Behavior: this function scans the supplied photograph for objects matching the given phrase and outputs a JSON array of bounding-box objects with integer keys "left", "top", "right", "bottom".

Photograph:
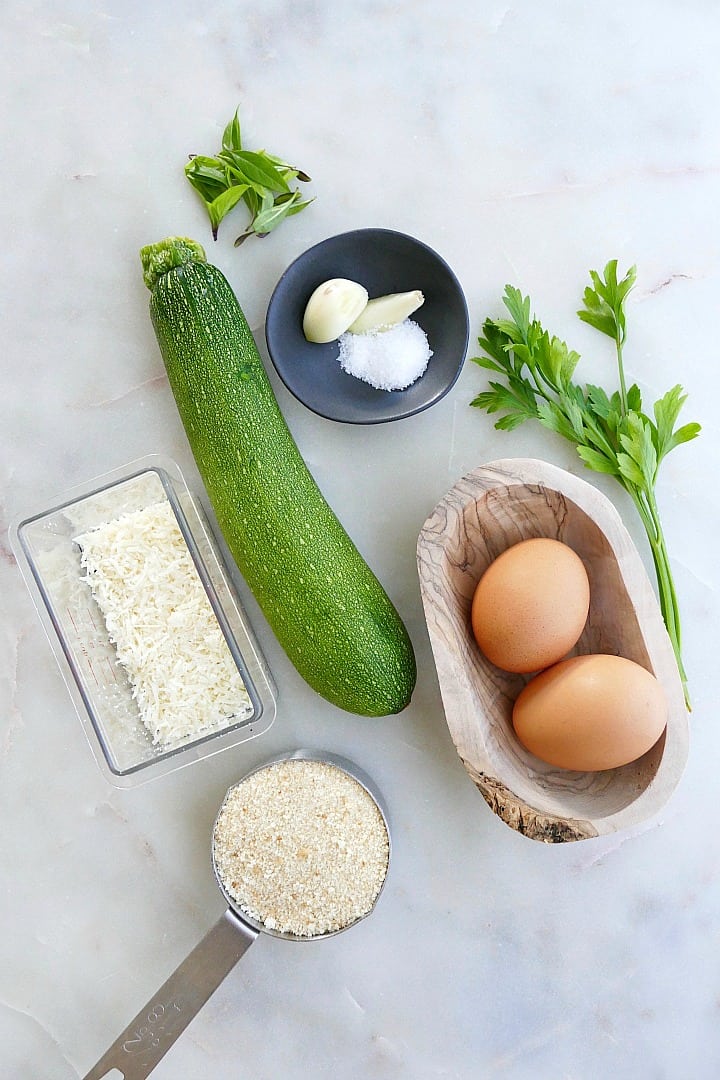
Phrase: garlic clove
[
  {"left": 347, "top": 290, "right": 425, "bottom": 334},
  {"left": 302, "top": 278, "right": 369, "bottom": 343}
]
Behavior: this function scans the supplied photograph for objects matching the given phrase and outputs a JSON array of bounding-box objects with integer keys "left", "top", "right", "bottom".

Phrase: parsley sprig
[
  {"left": 470, "top": 262, "right": 700, "bottom": 707},
  {"left": 185, "top": 108, "right": 313, "bottom": 245}
]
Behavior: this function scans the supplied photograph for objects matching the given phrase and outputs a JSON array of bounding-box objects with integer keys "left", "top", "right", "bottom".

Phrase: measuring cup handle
[{"left": 82, "top": 907, "right": 258, "bottom": 1080}]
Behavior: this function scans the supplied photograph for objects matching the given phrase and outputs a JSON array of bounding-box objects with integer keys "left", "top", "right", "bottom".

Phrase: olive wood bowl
[{"left": 416, "top": 458, "right": 689, "bottom": 843}]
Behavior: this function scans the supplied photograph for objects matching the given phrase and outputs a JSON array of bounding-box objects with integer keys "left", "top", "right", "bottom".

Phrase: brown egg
[
  {"left": 471, "top": 538, "right": 590, "bottom": 673},
  {"left": 512, "top": 653, "right": 668, "bottom": 771}
]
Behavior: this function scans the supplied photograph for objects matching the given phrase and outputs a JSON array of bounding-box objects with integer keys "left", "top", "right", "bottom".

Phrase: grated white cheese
[{"left": 75, "top": 500, "right": 252, "bottom": 746}]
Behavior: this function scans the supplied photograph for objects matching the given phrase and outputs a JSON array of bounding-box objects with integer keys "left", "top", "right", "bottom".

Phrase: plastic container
[{"left": 10, "top": 455, "right": 276, "bottom": 786}]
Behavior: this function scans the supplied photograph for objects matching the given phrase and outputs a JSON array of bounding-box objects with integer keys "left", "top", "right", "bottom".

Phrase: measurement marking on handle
[{"left": 121, "top": 998, "right": 184, "bottom": 1058}]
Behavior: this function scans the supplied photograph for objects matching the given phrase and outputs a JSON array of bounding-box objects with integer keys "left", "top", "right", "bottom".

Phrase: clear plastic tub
[{"left": 10, "top": 455, "right": 276, "bottom": 786}]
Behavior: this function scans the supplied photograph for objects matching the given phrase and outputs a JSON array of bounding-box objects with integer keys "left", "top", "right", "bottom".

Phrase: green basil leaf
[
  {"left": 184, "top": 156, "right": 229, "bottom": 202},
  {"left": 232, "top": 150, "right": 291, "bottom": 193},
  {"left": 186, "top": 107, "right": 314, "bottom": 243},
  {"left": 283, "top": 196, "right": 314, "bottom": 218},
  {"left": 250, "top": 193, "right": 302, "bottom": 235},
  {"left": 207, "top": 185, "right": 250, "bottom": 238},
  {"left": 222, "top": 109, "right": 243, "bottom": 154}
]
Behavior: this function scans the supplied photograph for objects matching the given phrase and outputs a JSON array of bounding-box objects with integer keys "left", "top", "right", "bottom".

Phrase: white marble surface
[{"left": 2, "top": 2, "right": 719, "bottom": 1077}]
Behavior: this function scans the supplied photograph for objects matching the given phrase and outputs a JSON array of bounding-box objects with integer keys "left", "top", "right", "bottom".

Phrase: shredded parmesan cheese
[
  {"left": 75, "top": 501, "right": 252, "bottom": 745},
  {"left": 213, "top": 759, "right": 390, "bottom": 938}
]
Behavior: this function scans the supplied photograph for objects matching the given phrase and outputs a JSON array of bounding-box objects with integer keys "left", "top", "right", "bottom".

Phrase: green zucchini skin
[{"left": 140, "top": 237, "right": 416, "bottom": 716}]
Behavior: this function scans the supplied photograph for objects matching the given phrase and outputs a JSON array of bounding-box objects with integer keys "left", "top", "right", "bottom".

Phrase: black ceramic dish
[{"left": 264, "top": 228, "right": 470, "bottom": 424}]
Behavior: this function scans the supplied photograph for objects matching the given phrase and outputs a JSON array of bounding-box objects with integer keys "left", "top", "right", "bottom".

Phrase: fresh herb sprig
[
  {"left": 470, "top": 261, "right": 700, "bottom": 708},
  {"left": 185, "top": 108, "right": 313, "bottom": 245}
]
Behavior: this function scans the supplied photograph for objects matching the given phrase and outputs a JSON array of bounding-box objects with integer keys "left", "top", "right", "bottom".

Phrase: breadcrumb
[{"left": 213, "top": 759, "right": 389, "bottom": 937}]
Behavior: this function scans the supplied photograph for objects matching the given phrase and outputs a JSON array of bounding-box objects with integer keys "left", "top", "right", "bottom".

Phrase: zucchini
[{"left": 140, "top": 237, "right": 416, "bottom": 716}]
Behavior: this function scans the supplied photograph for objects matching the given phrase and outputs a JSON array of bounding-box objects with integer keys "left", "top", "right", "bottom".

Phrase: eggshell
[
  {"left": 512, "top": 654, "right": 668, "bottom": 771},
  {"left": 471, "top": 538, "right": 590, "bottom": 673}
]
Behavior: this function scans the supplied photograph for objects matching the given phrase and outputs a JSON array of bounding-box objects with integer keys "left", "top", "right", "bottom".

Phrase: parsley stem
[
  {"left": 615, "top": 335, "right": 629, "bottom": 416},
  {"left": 625, "top": 482, "right": 689, "bottom": 709}
]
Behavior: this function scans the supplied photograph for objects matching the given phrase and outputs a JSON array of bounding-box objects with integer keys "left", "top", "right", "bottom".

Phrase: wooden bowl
[{"left": 416, "top": 458, "right": 689, "bottom": 843}]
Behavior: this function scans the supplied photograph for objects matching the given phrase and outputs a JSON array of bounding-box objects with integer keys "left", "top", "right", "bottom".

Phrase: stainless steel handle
[{"left": 83, "top": 908, "right": 258, "bottom": 1080}]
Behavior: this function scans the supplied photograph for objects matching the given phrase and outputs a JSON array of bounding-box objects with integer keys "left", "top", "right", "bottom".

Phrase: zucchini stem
[{"left": 140, "top": 237, "right": 207, "bottom": 291}]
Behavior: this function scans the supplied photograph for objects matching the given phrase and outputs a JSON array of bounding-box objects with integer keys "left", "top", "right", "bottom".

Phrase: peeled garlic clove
[
  {"left": 302, "top": 278, "right": 369, "bottom": 343},
  {"left": 347, "top": 290, "right": 425, "bottom": 334}
]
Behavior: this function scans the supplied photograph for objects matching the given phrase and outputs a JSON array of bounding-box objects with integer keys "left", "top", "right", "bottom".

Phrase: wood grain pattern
[{"left": 417, "top": 458, "right": 689, "bottom": 843}]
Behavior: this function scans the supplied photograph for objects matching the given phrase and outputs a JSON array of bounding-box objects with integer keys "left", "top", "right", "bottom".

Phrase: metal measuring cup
[{"left": 82, "top": 749, "right": 391, "bottom": 1080}]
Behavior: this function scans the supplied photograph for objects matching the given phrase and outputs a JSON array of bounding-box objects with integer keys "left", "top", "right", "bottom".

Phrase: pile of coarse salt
[{"left": 337, "top": 318, "right": 432, "bottom": 391}]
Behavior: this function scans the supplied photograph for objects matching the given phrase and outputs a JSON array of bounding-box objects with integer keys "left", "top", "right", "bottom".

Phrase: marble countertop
[{"left": 2, "top": 3, "right": 719, "bottom": 1077}]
